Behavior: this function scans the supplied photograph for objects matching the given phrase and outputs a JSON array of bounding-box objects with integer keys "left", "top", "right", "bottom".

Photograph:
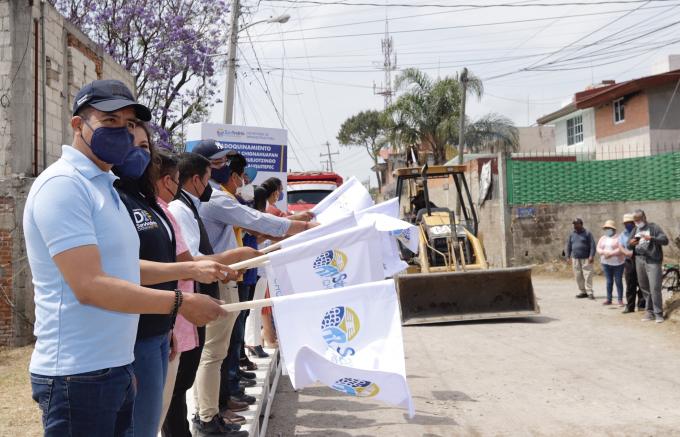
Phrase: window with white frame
[
  {"left": 614, "top": 98, "right": 625, "bottom": 123},
  {"left": 566, "top": 115, "right": 583, "bottom": 145}
]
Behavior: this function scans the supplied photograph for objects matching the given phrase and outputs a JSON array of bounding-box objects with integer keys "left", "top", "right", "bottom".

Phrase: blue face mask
[
  {"left": 113, "top": 147, "right": 151, "bottom": 179},
  {"left": 625, "top": 223, "right": 635, "bottom": 232},
  {"left": 211, "top": 166, "right": 231, "bottom": 184},
  {"left": 82, "top": 120, "right": 135, "bottom": 166}
]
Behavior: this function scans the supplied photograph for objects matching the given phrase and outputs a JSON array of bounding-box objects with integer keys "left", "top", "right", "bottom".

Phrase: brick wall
[
  {"left": 0, "top": 0, "right": 135, "bottom": 345},
  {"left": 0, "top": 177, "right": 33, "bottom": 346},
  {"left": 594, "top": 92, "right": 650, "bottom": 140}
]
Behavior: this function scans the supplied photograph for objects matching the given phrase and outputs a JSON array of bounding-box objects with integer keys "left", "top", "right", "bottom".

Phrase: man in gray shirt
[
  {"left": 627, "top": 209, "right": 668, "bottom": 323},
  {"left": 191, "top": 140, "right": 314, "bottom": 434},
  {"left": 565, "top": 218, "right": 596, "bottom": 299}
]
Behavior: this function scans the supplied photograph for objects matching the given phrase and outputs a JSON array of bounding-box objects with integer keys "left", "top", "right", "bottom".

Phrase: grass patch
[{"left": 0, "top": 345, "right": 41, "bottom": 437}]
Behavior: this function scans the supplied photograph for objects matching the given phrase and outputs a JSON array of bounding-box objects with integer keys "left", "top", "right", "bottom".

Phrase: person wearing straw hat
[
  {"left": 619, "top": 213, "right": 645, "bottom": 313},
  {"left": 565, "top": 218, "right": 597, "bottom": 299},
  {"left": 597, "top": 219, "right": 625, "bottom": 306}
]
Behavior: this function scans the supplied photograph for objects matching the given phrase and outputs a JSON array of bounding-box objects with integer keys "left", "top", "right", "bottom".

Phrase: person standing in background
[
  {"left": 596, "top": 220, "right": 625, "bottom": 306},
  {"left": 619, "top": 213, "right": 645, "bottom": 314},
  {"left": 565, "top": 218, "right": 597, "bottom": 300}
]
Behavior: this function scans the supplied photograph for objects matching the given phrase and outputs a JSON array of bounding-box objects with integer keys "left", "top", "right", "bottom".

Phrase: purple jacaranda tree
[{"left": 50, "top": 0, "right": 228, "bottom": 149}]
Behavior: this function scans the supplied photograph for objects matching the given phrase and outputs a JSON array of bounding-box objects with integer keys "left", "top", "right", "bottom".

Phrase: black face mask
[{"left": 197, "top": 179, "right": 212, "bottom": 202}]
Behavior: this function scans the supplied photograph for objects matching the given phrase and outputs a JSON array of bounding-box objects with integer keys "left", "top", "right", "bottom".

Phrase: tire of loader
[{"left": 395, "top": 266, "right": 539, "bottom": 325}]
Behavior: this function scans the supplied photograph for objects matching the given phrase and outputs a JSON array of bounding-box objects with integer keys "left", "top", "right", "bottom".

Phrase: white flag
[
  {"left": 356, "top": 197, "right": 399, "bottom": 219},
  {"left": 272, "top": 279, "right": 414, "bottom": 417},
  {"left": 358, "top": 212, "right": 420, "bottom": 255},
  {"left": 281, "top": 213, "right": 357, "bottom": 249},
  {"left": 266, "top": 225, "right": 384, "bottom": 297},
  {"left": 312, "top": 176, "right": 374, "bottom": 224},
  {"left": 282, "top": 215, "right": 407, "bottom": 278},
  {"left": 357, "top": 199, "right": 419, "bottom": 254}
]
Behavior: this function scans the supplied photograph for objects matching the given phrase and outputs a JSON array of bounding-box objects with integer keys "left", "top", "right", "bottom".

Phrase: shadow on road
[
  {"left": 403, "top": 411, "right": 459, "bottom": 426},
  {"left": 296, "top": 412, "right": 398, "bottom": 429},
  {"left": 431, "top": 390, "right": 477, "bottom": 402},
  {"left": 296, "top": 398, "right": 389, "bottom": 413},
  {"left": 412, "top": 315, "right": 559, "bottom": 327}
]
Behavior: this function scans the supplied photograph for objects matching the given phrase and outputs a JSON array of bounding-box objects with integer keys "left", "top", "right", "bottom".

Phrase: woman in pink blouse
[{"left": 597, "top": 220, "right": 625, "bottom": 306}]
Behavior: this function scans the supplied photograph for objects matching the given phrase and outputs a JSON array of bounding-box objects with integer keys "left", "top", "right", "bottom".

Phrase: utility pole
[
  {"left": 457, "top": 67, "right": 468, "bottom": 166},
  {"left": 224, "top": 0, "right": 240, "bottom": 124},
  {"left": 456, "top": 68, "right": 468, "bottom": 217},
  {"left": 320, "top": 141, "right": 339, "bottom": 172}
]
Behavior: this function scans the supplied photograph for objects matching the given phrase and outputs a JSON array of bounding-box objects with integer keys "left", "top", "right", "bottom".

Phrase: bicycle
[{"left": 661, "top": 263, "right": 680, "bottom": 293}]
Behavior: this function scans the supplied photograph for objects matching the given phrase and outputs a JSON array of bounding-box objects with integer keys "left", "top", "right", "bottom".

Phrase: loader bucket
[{"left": 395, "top": 266, "right": 539, "bottom": 325}]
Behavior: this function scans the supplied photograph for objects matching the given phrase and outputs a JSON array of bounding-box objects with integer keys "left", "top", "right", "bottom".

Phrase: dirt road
[{"left": 266, "top": 276, "right": 680, "bottom": 436}]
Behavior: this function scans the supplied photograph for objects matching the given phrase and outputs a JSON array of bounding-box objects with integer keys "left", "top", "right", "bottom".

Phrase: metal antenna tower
[{"left": 373, "top": 18, "right": 397, "bottom": 109}]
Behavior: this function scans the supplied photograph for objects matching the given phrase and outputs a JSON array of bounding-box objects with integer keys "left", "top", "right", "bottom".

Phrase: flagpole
[
  {"left": 221, "top": 297, "right": 274, "bottom": 312},
  {"left": 229, "top": 254, "right": 270, "bottom": 270},
  {"left": 260, "top": 243, "right": 281, "bottom": 254}
]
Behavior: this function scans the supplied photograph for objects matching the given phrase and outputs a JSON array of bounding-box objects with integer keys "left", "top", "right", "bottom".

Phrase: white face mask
[
  {"left": 604, "top": 229, "right": 615, "bottom": 237},
  {"left": 237, "top": 183, "right": 254, "bottom": 201},
  {"left": 634, "top": 221, "right": 645, "bottom": 228}
]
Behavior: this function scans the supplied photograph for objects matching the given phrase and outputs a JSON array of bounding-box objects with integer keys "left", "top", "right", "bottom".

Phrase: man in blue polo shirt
[{"left": 23, "top": 80, "right": 227, "bottom": 436}]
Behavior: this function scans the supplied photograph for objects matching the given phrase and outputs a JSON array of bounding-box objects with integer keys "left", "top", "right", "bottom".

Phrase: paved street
[{"left": 267, "top": 275, "right": 680, "bottom": 436}]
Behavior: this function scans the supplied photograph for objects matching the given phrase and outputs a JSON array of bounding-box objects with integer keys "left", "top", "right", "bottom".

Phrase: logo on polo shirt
[{"left": 132, "top": 208, "right": 159, "bottom": 232}]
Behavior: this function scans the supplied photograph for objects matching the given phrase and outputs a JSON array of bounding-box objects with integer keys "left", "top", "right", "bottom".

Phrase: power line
[
  {"left": 294, "top": 7, "right": 331, "bottom": 137},
  {"left": 523, "top": 0, "right": 653, "bottom": 70},
  {"left": 483, "top": 16, "right": 680, "bottom": 79},
  {"left": 261, "top": 0, "right": 677, "bottom": 9},
  {"left": 237, "top": 40, "right": 308, "bottom": 170},
  {"left": 248, "top": 5, "right": 675, "bottom": 43}
]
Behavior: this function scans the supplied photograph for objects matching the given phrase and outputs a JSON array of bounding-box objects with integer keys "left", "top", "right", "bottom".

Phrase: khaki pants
[
  {"left": 572, "top": 258, "right": 594, "bottom": 294},
  {"left": 194, "top": 281, "right": 239, "bottom": 421}
]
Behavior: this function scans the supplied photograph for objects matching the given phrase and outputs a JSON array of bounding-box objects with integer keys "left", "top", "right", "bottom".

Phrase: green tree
[
  {"left": 337, "top": 109, "right": 389, "bottom": 190},
  {"left": 465, "top": 113, "right": 519, "bottom": 154},
  {"left": 387, "top": 68, "right": 483, "bottom": 164}
]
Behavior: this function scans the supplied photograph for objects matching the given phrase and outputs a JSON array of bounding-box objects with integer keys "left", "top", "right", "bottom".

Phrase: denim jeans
[
  {"left": 30, "top": 364, "right": 136, "bottom": 437},
  {"left": 132, "top": 333, "right": 169, "bottom": 437},
  {"left": 602, "top": 263, "right": 624, "bottom": 302}
]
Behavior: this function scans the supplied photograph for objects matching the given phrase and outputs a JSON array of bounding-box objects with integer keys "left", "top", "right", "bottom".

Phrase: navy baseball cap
[
  {"left": 191, "top": 139, "right": 231, "bottom": 160},
  {"left": 73, "top": 80, "right": 152, "bottom": 121}
]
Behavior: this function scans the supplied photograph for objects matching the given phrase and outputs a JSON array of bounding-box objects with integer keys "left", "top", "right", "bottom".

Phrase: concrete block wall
[
  {"left": 509, "top": 200, "right": 680, "bottom": 266},
  {"left": 0, "top": 1, "right": 11, "bottom": 177}
]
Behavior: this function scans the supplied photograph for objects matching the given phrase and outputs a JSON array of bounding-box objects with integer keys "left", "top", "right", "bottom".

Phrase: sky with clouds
[{"left": 207, "top": 0, "right": 680, "bottom": 185}]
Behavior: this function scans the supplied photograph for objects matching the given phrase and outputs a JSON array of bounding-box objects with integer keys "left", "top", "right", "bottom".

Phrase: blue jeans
[
  {"left": 132, "top": 334, "right": 169, "bottom": 437},
  {"left": 30, "top": 364, "right": 136, "bottom": 437},
  {"left": 602, "top": 263, "right": 624, "bottom": 302}
]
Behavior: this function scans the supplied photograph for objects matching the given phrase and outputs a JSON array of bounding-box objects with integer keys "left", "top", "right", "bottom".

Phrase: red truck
[{"left": 287, "top": 171, "right": 344, "bottom": 214}]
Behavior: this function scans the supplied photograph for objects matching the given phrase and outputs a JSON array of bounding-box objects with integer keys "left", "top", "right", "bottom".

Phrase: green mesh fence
[{"left": 506, "top": 152, "right": 680, "bottom": 205}]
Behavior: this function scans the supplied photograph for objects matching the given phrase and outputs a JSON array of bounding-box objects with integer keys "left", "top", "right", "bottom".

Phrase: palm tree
[
  {"left": 465, "top": 113, "right": 519, "bottom": 154},
  {"left": 387, "top": 68, "right": 483, "bottom": 164}
]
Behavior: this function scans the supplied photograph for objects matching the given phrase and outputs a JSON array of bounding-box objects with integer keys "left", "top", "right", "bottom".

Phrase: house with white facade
[{"left": 537, "top": 57, "right": 680, "bottom": 160}]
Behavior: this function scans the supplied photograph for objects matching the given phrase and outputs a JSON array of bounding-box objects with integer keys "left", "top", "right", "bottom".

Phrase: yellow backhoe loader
[{"left": 394, "top": 164, "right": 539, "bottom": 325}]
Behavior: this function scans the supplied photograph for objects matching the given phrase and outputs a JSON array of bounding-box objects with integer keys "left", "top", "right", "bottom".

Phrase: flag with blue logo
[
  {"left": 265, "top": 224, "right": 384, "bottom": 297},
  {"left": 311, "top": 176, "right": 374, "bottom": 224},
  {"left": 358, "top": 212, "right": 420, "bottom": 255},
  {"left": 272, "top": 279, "right": 414, "bottom": 417}
]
